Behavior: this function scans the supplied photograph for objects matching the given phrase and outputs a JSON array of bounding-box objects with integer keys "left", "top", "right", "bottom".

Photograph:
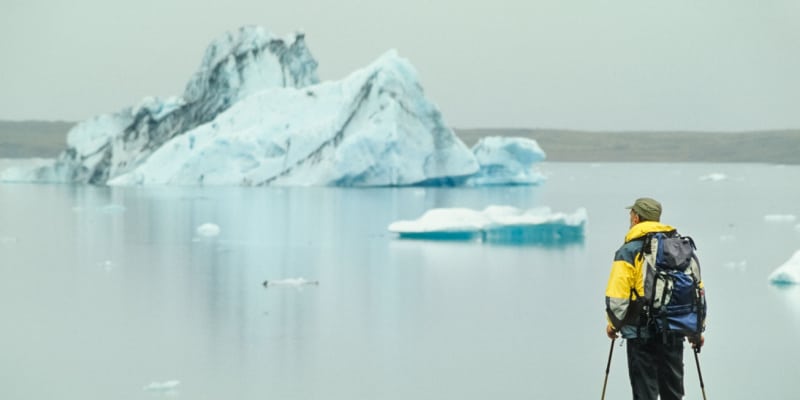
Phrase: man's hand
[
  {"left": 689, "top": 334, "right": 705, "bottom": 350},
  {"left": 606, "top": 324, "right": 618, "bottom": 340}
]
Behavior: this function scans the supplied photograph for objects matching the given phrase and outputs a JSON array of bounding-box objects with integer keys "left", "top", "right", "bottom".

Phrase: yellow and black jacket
[{"left": 605, "top": 221, "right": 675, "bottom": 338}]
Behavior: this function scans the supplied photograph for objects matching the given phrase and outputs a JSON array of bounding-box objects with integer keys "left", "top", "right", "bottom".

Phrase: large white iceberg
[
  {"left": 108, "top": 50, "right": 478, "bottom": 186},
  {"left": 768, "top": 250, "right": 800, "bottom": 285},
  {"left": 388, "top": 206, "right": 587, "bottom": 244},
  {"left": 23, "top": 26, "right": 320, "bottom": 184},
  {"left": 1, "top": 26, "right": 546, "bottom": 187}
]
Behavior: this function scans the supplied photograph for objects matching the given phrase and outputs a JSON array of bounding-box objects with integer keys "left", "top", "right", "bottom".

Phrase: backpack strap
[{"left": 640, "top": 234, "right": 653, "bottom": 255}]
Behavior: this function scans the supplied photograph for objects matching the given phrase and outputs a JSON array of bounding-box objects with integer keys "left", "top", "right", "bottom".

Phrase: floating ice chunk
[
  {"left": 100, "top": 204, "right": 126, "bottom": 213},
  {"left": 723, "top": 260, "right": 747, "bottom": 271},
  {"left": 388, "top": 208, "right": 492, "bottom": 240},
  {"left": 263, "top": 277, "right": 320, "bottom": 287},
  {"left": 699, "top": 173, "right": 727, "bottom": 181},
  {"left": 411, "top": 189, "right": 426, "bottom": 197},
  {"left": 0, "top": 158, "right": 58, "bottom": 182},
  {"left": 764, "top": 214, "right": 797, "bottom": 223},
  {"left": 466, "top": 137, "right": 546, "bottom": 186},
  {"left": 388, "top": 205, "right": 587, "bottom": 244},
  {"left": 70, "top": 204, "right": 125, "bottom": 214},
  {"left": 143, "top": 380, "right": 180, "bottom": 392},
  {"left": 0, "top": 236, "right": 17, "bottom": 244},
  {"left": 769, "top": 250, "right": 800, "bottom": 284},
  {"left": 97, "top": 260, "right": 114, "bottom": 271},
  {"left": 196, "top": 223, "right": 221, "bottom": 237},
  {"left": 483, "top": 206, "right": 587, "bottom": 244}
]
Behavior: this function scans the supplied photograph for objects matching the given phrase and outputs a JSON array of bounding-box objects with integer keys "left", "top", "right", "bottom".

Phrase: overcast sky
[{"left": 1, "top": 0, "right": 798, "bottom": 131}]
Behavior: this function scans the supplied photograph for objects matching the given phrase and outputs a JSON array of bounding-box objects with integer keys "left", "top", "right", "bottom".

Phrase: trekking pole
[
  {"left": 601, "top": 338, "right": 615, "bottom": 400},
  {"left": 693, "top": 347, "right": 708, "bottom": 400}
]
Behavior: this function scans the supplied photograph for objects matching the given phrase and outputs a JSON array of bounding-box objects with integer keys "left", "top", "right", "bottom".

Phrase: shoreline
[
  {"left": 1, "top": 121, "right": 798, "bottom": 164},
  {"left": 455, "top": 128, "right": 800, "bottom": 164}
]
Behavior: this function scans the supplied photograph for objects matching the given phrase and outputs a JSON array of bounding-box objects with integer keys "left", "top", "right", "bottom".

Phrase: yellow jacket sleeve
[{"left": 605, "top": 259, "right": 636, "bottom": 330}]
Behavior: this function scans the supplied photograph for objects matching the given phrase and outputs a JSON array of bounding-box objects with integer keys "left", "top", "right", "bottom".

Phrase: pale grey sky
[{"left": 1, "top": 0, "right": 798, "bottom": 131}]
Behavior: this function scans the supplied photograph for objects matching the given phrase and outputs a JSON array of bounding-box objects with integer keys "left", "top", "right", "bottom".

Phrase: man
[{"left": 604, "top": 197, "right": 705, "bottom": 400}]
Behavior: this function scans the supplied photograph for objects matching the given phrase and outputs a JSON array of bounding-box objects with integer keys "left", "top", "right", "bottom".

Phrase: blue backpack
[{"left": 639, "top": 231, "right": 707, "bottom": 339}]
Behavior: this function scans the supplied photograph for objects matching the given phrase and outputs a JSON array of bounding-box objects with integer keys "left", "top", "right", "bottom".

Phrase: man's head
[{"left": 626, "top": 197, "right": 662, "bottom": 224}]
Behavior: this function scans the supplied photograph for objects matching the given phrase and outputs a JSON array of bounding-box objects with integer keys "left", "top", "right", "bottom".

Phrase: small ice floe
[
  {"left": 764, "top": 214, "right": 797, "bottom": 223},
  {"left": 143, "top": 380, "right": 180, "bottom": 392},
  {"left": 0, "top": 236, "right": 17, "bottom": 245},
  {"left": 389, "top": 207, "right": 491, "bottom": 240},
  {"left": 768, "top": 250, "right": 800, "bottom": 285},
  {"left": 699, "top": 173, "right": 727, "bottom": 182},
  {"left": 723, "top": 260, "right": 747, "bottom": 271},
  {"left": 795, "top": 224, "right": 800, "bottom": 233},
  {"left": 387, "top": 205, "right": 587, "bottom": 245},
  {"left": 263, "top": 277, "right": 320, "bottom": 288},
  {"left": 196, "top": 223, "right": 221, "bottom": 237},
  {"left": 411, "top": 188, "right": 426, "bottom": 197},
  {"left": 719, "top": 234, "right": 736, "bottom": 242},
  {"left": 100, "top": 204, "right": 126, "bottom": 213},
  {"left": 97, "top": 260, "right": 114, "bottom": 272},
  {"left": 0, "top": 157, "right": 56, "bottom": 182}
]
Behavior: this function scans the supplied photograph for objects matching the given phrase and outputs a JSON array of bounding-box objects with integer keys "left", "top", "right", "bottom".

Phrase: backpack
[{"left": 638, "top": 230, "right": 707, "bottom": 339}]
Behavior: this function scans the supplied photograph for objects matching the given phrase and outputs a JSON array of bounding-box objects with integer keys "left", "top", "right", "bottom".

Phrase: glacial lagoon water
[{"left": 1, "top": 162, "right": 799, "bottom": 400}]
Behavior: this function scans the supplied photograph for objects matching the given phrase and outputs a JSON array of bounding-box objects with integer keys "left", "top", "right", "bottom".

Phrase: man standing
[{"left": 604, "top": 197, "right": 705, "bottom": 400}]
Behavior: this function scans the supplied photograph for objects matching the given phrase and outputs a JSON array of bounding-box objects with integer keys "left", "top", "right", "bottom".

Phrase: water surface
[{"left": 1, "top": 162, "right": 799, "bottom": 399}]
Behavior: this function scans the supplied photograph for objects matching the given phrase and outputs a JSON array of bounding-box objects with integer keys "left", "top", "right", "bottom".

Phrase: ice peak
[
  {"left": 183, "top": 26, "right": 319, "bottom": 102},
  {"left": 361, "top": 49, "right": 413, "bottom": 78},
  {"left": 44, "top": 26, "right": 322, "bottom": 184}
]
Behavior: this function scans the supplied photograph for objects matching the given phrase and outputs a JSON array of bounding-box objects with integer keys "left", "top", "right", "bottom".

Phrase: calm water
[{"left": 1, "top": 162, "right": 799, "bottom": 400}]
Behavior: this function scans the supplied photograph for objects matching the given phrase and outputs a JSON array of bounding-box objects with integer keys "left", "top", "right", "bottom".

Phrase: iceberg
[
  {"left": 388, "top": 206, "right": 587, "bottom": 244},
  {"left": 107, "top": 50, "right": 479, "bottom": 186},
  {"left": 11, "top": 26, "right": 320, "bottom": 184},
  {"left": 769, "top": 250, "right": 800, "bottom": 285},
  {"left": 1, "top": 26, "right": 546, "bottom": 187},
  {"left": 466, "top": 136, "right": 546, "bottom": 186}
]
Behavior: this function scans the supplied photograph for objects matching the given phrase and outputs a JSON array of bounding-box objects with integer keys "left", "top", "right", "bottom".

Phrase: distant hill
[
  {"left": 455, "top": 128, "right": 800, "bottom": 164},
  {"left": 0, "top": 120, "right": 74, "bottom": 158},
  {"left": 1, "top": 120, "right": 798, "bottom": 164}
]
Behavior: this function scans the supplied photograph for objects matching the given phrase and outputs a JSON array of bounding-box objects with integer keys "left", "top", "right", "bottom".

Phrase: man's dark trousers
[{"left": 626, "top": 335, "right": 685, "bottom": 400}]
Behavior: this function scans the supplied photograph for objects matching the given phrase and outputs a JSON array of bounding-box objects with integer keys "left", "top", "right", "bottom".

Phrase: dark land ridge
[
  {"left": 1, "top": 120, "right": 798, "bottom": 164},
  {"left": 457, "top": 128, "right": 800, "bottom": 164}
]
